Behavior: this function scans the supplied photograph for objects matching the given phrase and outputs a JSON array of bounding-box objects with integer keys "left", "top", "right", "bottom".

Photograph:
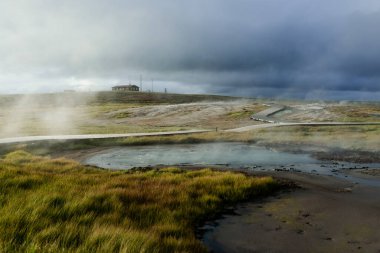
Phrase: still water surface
[
  {"left": 85, "top": 142, "right": 318, "bottom": 169},
  {"left": 84, "top": 142, "right": 380, "bottom": 187}
]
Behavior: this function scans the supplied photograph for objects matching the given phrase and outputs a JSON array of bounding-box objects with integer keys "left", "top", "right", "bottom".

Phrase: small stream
[{"left": 84, "top": 142, "right": 380, "bottom": 187}]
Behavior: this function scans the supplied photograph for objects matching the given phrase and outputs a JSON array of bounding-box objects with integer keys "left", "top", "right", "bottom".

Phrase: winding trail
[
  {"left": 0, "top": 103, "right": 379, "bottom": 144},
  {"left": 1, "top": 122, "right": 379, "bottom": 144},
  {"left": 250, "top": 104, "right": 286, "bottom": 123},
  {"left": 226, "top": 122, "right": 380, "bottom": 132},
  {"left": 227, "top": 103, "right": 380, "bottom": 132},
  {"left": 0, "top": 130, "right": 211, "bottom": 144}
]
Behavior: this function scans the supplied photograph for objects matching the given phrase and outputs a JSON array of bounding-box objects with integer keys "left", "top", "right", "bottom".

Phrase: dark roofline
[{"left": 112, "top": 84, "right": 139, "bottom": 88}]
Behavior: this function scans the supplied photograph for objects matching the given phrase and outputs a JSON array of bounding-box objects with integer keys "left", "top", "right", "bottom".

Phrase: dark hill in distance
[{"left": 0, "top": 91, "right": 239, "bottom": 107}]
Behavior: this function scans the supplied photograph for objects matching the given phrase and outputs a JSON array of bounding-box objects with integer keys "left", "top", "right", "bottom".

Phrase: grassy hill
[
  {"left": 0, "top": 92, "right": 247, "bottom": 137},
  {"left": 0, "top": 91, "right": 238, "bottom": 107}
]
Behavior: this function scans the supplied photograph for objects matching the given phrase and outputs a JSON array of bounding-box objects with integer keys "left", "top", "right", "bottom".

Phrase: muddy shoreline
[
  {"left": 255, "top": 142, "right": 380, "bottom": 163},
  {"left": 202, "top": 171, "right": 380, "bottom": 253},
  {"left": 313, "top": 149, "right": 380, "bottom": 163},
  {"left": 55, "top": 141, "right": 380, "bottom": 165},
  {"left": 56, "top": 145, "right": 380, "bottom": 253}
]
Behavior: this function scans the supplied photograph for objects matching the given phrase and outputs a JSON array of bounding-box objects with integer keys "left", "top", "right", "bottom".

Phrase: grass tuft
[{"left": 0, "top": 151, "right": 279, "bottom": 252}]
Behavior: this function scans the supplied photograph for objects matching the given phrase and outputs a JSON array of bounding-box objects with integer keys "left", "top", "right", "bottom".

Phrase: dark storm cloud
[{"left": 0, "top": 0, "right": 380, "bottom": 99}]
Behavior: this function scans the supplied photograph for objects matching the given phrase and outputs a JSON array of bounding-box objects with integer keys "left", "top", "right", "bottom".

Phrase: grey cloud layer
[{"left": 0, "top": 0, "right": 380, "bottom": 99}]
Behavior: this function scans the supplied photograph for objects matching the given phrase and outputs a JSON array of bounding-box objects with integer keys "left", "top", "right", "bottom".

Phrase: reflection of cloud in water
[{"left": 85, "top": 143, "right": 317, "bottom": 169}]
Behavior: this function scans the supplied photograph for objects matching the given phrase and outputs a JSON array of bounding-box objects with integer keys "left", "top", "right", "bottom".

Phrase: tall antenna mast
[
  {"left": 140, "top": 74, "right": 142, "bottom": 92},
  {"left": 151, "top": 79, "right": 154, "bottom": 93}
]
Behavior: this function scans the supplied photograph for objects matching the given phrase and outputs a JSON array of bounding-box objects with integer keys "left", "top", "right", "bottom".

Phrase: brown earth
[
  {"left": 104, "top": 100, "right": 266, "bottom": 130},
  {"left": 202, "top": 171, "right": 380, "bottom": 253}
]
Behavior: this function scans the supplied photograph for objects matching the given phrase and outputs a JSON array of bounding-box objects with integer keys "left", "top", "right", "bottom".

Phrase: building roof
[{"left": 112, "top": 84, "right": 139, "bottom": 88}]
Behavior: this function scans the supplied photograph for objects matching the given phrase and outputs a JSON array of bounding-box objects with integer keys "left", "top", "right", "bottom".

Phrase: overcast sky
[{"left": 1, "top": 0, "right": 380, "bottom": 100}]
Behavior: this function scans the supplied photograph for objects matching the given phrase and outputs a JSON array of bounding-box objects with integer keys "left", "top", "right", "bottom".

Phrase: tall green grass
[{"left": 0, "top": 151, "right": 278, "bottom": 252}]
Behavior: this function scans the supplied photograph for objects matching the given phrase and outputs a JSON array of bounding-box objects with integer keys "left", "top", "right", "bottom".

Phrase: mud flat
[
  {"left": 344, "top": 168, "right": 380, "bottom": 180},
  {"left": 313, "top": 149, "right": 380, "bottom": 163},
  {"left": 202, "top": 171, "right": 380, "bottom": 253}
]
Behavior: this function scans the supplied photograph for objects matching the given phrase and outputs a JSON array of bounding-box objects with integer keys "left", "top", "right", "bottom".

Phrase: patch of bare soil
[
  {"left": 50, "top": 147, "right": 110, "bottom": 163},
  {"left": 344, "top": 168, "right": 380, "bottom": 180},
  {"left": 277, "top": 103, "right": 339, "bottom": 122},
  {"left": 313, "top": 149, "right": 380, "bottom": 163},
  {"left": 360, "top": 169, "right": 380, "bottom": 177},
  {"left": 253, "top": 141, "right": 380, "bottom": 164},
  {"left": 105, "top": 101, "right": 262, "bottom": 129},
  {"left": 203, "top": 172, "right": 380, "bottom": 253}
]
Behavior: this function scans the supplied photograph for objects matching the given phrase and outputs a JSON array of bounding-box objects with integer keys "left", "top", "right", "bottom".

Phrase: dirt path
[
  {"left": 1, "top": 102, "right": 379, "bottom": 144},
  {"left": 0, "top": 129, "right": 211, "bottom": 144},
  {"left": 0, "top": 121, "right": 379, "bottom": 144},
  {"left": 226, "top": 122, "right": 380, "bottom": 132},
  {"left": 251, "top": 104, "right": 286, "bottom": 123}
]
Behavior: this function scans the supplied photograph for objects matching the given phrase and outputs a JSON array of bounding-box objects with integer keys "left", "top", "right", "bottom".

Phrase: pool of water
[
  {"left": 85, "top": 142, "right": 319, "bottom": 169},
  {"left": 84, "top": 142, "right": 380, "bottom": 187}
]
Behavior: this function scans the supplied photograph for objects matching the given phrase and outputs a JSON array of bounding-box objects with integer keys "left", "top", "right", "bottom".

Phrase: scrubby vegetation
[
  {"left": 255, "top": 125, "right": 380, "bottom": 151},
  {"left": 226, "top": 104, "right": 267, "bottom": 120},
  {"left": 329, "top": 103, "right": 380, "bottom": 122},
  {"left": 0, "top": 151, "right": 278, "bottom": 252},
  {"left": 0, "top": 92, "right": 236, "bottom": 108},
  {"left": 2, "top": 125, "right": 379, "bottom": 159}
]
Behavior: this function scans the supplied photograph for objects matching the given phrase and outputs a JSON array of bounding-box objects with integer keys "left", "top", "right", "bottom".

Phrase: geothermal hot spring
[
  {"left": 84, "top": 142, "right": 380, "bottom": 187},
  {"left": 84, "top": 142, "right": 380, "bottom": 252}
]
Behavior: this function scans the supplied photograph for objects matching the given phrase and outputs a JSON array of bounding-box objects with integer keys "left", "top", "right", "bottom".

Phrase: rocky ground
[{"left": 104, "top": 100, "right": 265, "bottom": 129}]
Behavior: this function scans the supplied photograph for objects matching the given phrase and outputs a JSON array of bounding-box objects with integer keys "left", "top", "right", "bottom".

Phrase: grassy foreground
[{"left": 0, "top": 151, "right": 278, "bottom": 253}]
